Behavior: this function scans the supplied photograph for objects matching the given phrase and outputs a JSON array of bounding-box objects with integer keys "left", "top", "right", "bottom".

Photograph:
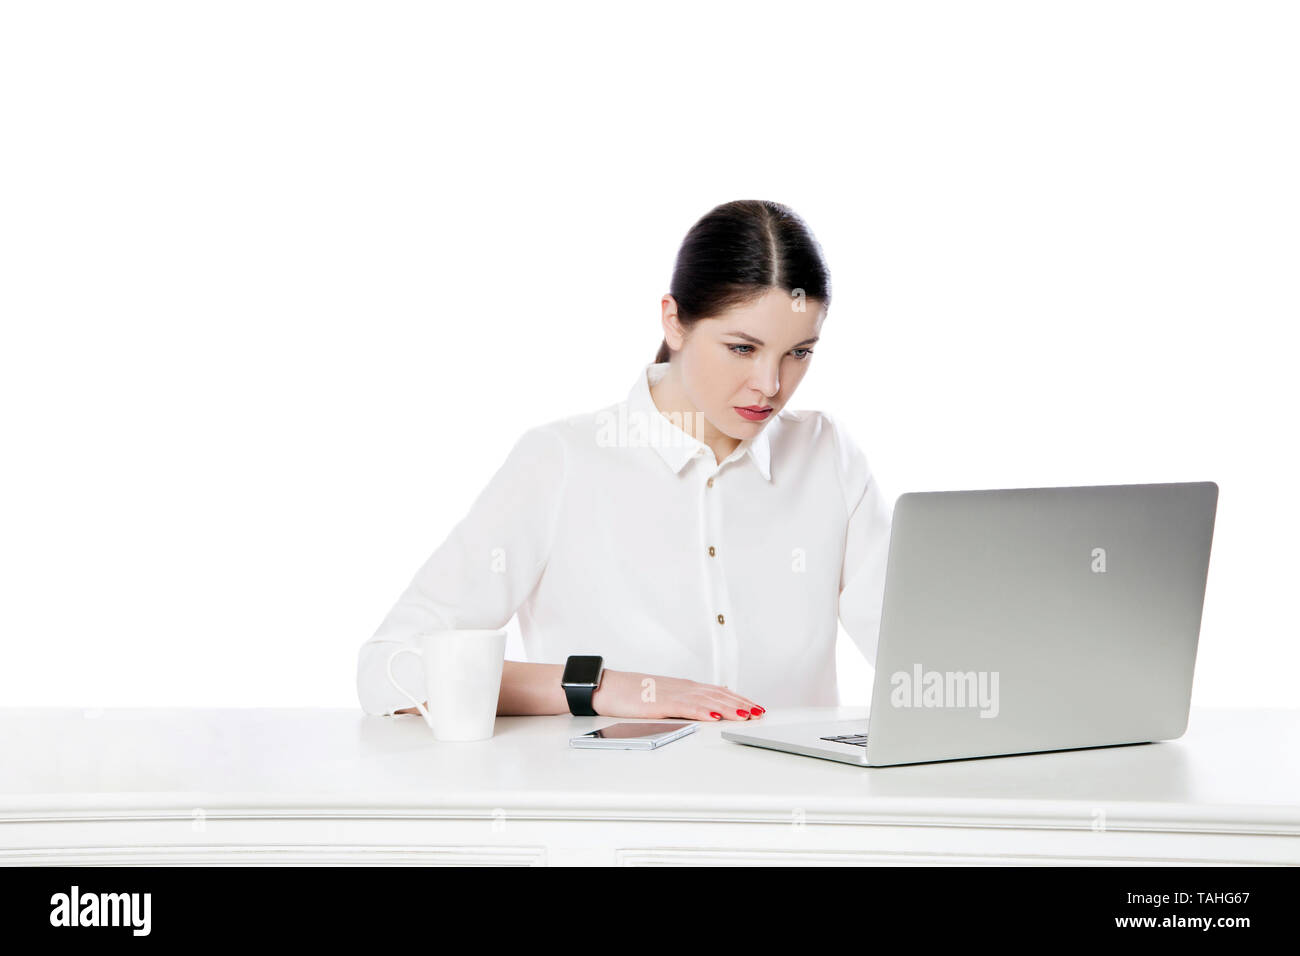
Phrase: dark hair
[{"left": 654, "top": 200, "right": 831, "bottom": 364}]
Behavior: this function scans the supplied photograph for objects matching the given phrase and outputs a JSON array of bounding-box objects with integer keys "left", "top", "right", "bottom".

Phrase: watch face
[{"left": 562, "top": 655, "right": 603, "bottom": 686}]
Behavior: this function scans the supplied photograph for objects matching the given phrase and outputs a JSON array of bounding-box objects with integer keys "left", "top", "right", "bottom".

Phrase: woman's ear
[{"left": 660, "top": 295, "right": 686, "bottom": 351}]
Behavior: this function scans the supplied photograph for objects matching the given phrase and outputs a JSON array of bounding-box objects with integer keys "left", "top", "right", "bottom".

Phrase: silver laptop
[{"left": 723, "top": 481, "right": 1219, "bottom": 767}]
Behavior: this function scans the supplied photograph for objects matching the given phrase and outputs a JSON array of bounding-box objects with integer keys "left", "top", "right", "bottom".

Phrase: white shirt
[{"left": 357, "top": 361, "right": 893, "bottom": 715}]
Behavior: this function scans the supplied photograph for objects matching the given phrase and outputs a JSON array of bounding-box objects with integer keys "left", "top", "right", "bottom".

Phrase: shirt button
[
  {"left": 717, "top": 613, "right": 725, "bottom": 625},
  {"left": 706, "top": 477, "right": 714, "bottom": 488},
  {"left": 707, "top": 546, "right": 715, "bottom": 557}
]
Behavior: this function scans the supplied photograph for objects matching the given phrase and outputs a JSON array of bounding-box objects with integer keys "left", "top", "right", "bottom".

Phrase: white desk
[{"left": 1, "top": 706, "right": 1297, "bottom": 865}]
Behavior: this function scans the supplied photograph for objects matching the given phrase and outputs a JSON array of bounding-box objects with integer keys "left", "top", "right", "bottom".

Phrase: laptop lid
[{"left": 864, "top": 481, "right": 1218, "bottom": 766}]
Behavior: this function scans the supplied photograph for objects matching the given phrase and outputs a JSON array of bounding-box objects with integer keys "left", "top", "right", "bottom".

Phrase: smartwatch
[{"left": 561, "top": 655, "right": 604, "bottom": 716}]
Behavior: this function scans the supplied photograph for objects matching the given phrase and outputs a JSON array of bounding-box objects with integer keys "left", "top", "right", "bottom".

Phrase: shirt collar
[{"left": 624, "top": 361, "right": 773, "bottom": 481}]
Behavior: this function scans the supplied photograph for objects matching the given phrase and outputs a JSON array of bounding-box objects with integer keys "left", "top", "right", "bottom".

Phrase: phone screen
[{"left": 585, "top": 722, "right": 690, "bottom": 739}]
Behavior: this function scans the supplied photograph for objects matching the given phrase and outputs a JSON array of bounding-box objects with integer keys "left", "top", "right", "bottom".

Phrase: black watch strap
[{"left": 563, "top": 682, "right": 598, "bottom": 716}]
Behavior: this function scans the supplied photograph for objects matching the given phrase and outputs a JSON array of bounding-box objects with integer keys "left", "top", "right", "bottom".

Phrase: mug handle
[{"left": 386, "top": 646, "right": 431, "bottom": 724}]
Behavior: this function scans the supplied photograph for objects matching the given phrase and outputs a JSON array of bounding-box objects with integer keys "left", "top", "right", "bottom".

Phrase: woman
[{"left": 357, "top": 199, "right": 892, "bottom": 721}]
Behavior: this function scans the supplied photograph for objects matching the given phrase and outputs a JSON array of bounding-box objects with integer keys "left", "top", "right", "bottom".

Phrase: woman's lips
[{"left": 735, "top": 406, "right": 773, "bottom": 421}]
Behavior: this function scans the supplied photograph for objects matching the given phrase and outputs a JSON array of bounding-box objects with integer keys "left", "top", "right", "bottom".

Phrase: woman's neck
[{"left": 649, "top": 366, "right": 740, "bottom": 465}]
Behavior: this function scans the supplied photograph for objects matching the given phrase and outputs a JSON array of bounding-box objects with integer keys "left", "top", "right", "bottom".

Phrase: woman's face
[{"left": 663, "top": 288, "right": 825, "bottom": 441}]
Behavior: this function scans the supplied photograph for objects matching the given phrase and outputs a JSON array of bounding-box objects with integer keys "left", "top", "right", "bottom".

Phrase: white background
[{"left": 1, "top": 1, "right": 1295, "bottom": 709}]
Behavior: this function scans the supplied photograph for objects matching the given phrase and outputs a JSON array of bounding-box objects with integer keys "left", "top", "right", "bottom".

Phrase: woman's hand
[{"left": 592, "top": 669, "right": 764, "bottom": 721}]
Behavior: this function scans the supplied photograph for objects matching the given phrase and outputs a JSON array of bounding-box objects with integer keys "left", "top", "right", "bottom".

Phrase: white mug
[{"left": 386, "top": 629, "right": 506, "bottom": 741}]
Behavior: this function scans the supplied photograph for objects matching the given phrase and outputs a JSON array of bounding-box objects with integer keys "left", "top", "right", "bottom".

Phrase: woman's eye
[{"left": 728, "top": 344, "right": 814, "bottom": 359}]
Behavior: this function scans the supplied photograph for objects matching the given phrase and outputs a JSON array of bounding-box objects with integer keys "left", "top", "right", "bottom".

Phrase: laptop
[{"left": 722, "top": 481, "right": 1219, "bottom": 767}]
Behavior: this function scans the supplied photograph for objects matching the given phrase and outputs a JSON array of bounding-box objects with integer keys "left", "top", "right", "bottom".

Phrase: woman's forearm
[
  {"left": 391, "top": 662, "right": 763, "bottom": 722},
  {"left": 393, "top": 659, "right": 571, "bottom": 717},
  {"left": 497, "top": 660, "right": 570, "bottom": 715}
]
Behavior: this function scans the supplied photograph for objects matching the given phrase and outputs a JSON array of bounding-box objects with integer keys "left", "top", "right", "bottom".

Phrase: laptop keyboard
[{"left": 821, "top": 733, "right": 869, "bottom": 747}]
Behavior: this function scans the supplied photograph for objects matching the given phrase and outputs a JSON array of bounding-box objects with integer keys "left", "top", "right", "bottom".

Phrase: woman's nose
[{"left": 752, "top": 369, "right": 779, "bottom": 398}]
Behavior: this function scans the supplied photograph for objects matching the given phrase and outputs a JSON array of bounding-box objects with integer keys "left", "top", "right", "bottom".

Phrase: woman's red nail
[
  {"left": 750, "top": 706, "right": 765, "bottom": 715},
  {"left": 737, "top": 709, "right": 750, "bottom": 717},
  {"left": 709, "top": 712, "right": 722, "bottom": 719}
]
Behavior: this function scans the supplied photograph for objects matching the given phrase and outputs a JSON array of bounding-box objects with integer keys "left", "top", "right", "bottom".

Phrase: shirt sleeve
[
  {"left": 828, "top": 413, "right": 894, "bottom": 669},
  {"left": 356, "top": 424, "right": 567, "bottom": 716}
]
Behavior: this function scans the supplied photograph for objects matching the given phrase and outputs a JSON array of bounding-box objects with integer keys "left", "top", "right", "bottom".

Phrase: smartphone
[{"left": 568, "top": 721, "right": 698, "bottom": 750}]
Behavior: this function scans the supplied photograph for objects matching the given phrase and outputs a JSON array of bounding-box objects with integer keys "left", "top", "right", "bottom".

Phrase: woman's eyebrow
[{"left": 725, "top": 331, "right": 820, "bottom": 347}]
